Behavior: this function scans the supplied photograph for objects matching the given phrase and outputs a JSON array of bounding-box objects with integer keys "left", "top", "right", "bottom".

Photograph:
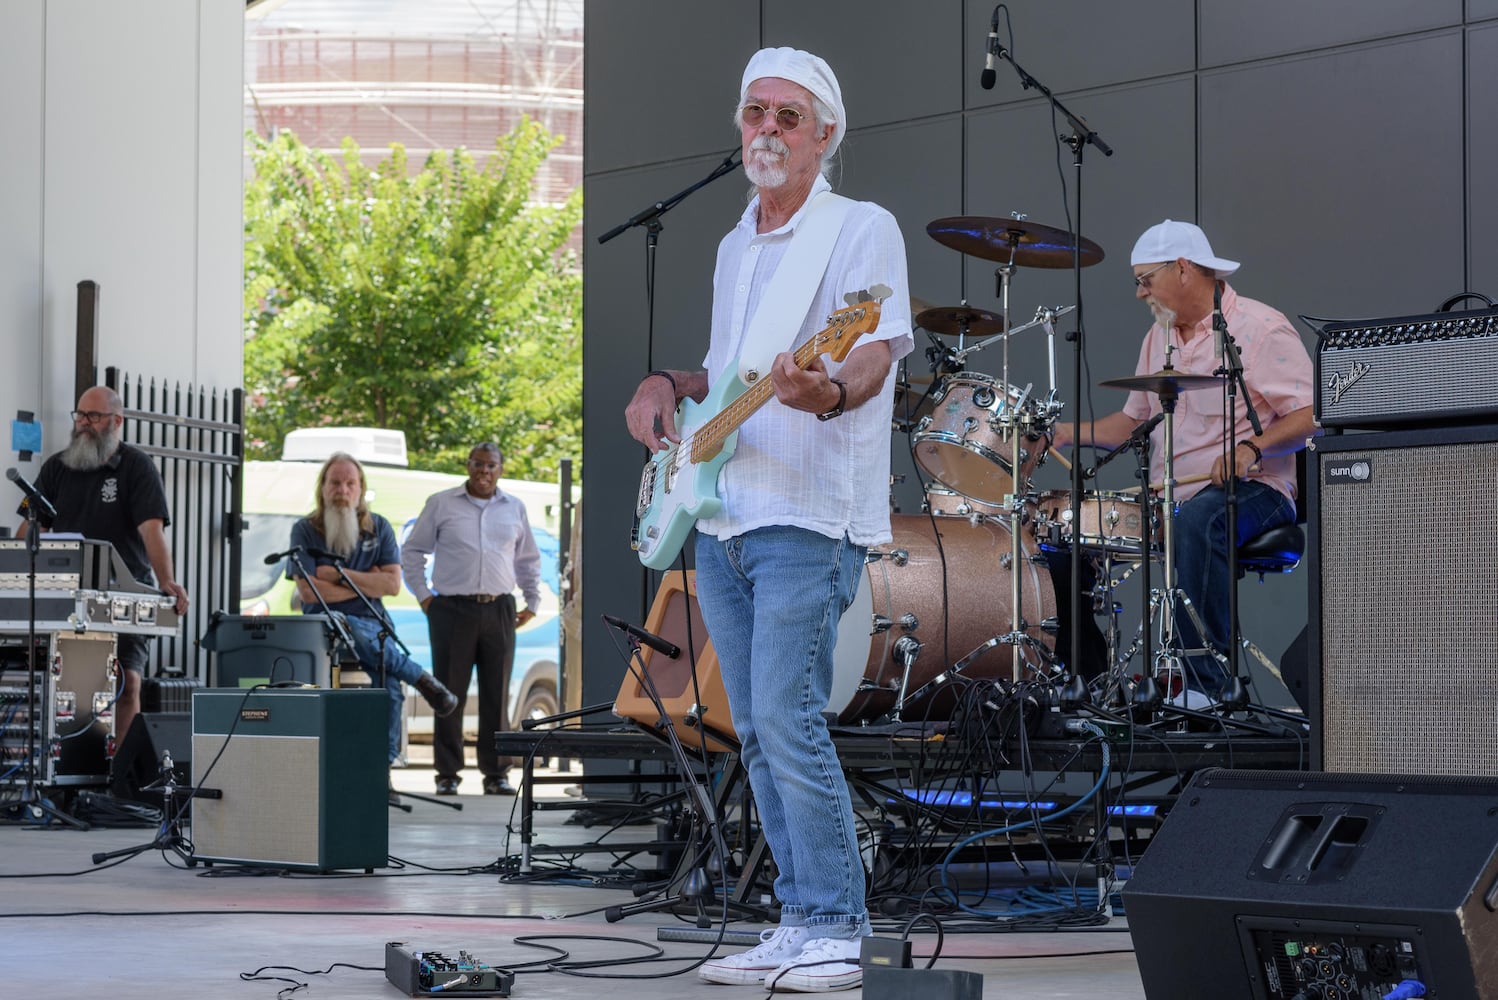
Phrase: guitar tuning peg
[{"left": 867, "top": 282, "right": 893, "bottom": 303}]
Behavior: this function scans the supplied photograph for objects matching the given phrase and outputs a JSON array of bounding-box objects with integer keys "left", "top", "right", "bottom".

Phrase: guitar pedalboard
[{"left": 384, "top": 942, "right": 514, "bottom": 997}]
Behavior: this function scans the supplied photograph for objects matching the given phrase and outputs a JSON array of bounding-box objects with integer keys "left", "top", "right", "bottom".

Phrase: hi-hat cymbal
[
  {"left": 927, "top": 216, "right": 1105, "bottom": 269},
  {"left": 1100, "top": 369, "right": 1224, "bottom": 395},
  {"left": 914, "top": 305, "right": 1006, "bottom": 338}
]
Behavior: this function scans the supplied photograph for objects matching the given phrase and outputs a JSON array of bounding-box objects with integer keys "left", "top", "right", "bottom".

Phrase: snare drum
[
  {"left": 830, "top": 514, "right": 1057, "bottom": 724},
  {"left": 921, "top": 485, "right": 1007, "bottom": 522},
  {"left": 912, "top": 373, "right": 1051, "bottom": 506},
  {"left": 1031, "top": 489, "right": 1161, "bottom": 556}
]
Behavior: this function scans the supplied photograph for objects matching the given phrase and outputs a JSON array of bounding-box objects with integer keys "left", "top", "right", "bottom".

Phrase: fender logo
[{"left": 1327, "top": 361, "right": 1370, "bottom": 405}]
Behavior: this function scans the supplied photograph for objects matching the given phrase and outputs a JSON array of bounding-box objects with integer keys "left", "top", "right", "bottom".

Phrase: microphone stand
[
  {"left": 597, "top": 148, "right": 741, "bottom": 625},
  {"left": 298, "top": 553, "right": 459, "bottom": 813},
  {"left": 285, "top": 550, "right": 358, "bottom": 679},
  {"left": 989, "top": 33, "right": 1113, "bottom": 692},
  {"left": 602, "top": 637, "right": 767, "bottom": 928},
  {"left": 1215, "top": 294, "right": 1262, "bottom": 700},
  {"left": 6, "top": 499, "right": 89, "bottom": 829}
]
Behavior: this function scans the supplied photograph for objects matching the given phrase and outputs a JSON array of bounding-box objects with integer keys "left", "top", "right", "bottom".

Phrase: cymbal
[
  {"left": 909, "top": 294, "right": 941, "bottom": 317},
  {"left": 1100, "top": 368, "right": 1224, "bottom": 395},
  {"left": 914, "top": 305, "right": 1006, "bottom": 338},
  {"left": 927, "top": 216, "right": 1105, "bottom": 269}
]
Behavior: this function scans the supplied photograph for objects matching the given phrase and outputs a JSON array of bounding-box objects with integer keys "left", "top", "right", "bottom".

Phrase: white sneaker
[
  {"left": 699, "top": 925, "right": 814, "bottom": 985},
  {"left": 766, "top": 937, "right": 863, "bottom": 992}
]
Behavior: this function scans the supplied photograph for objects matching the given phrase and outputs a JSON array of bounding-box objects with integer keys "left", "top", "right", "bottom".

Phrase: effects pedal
[{"left": 385, "top": 942, "right": 514, "bottom": 997}]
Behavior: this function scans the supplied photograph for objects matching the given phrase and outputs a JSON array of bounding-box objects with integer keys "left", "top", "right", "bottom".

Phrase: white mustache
[{"left": 749, "top": 135, "right": 789, "bottom": 158}]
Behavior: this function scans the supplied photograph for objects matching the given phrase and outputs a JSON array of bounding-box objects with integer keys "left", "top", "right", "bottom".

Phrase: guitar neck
[{"left": 689, "top": 325, "right": 856, "bottom": 463}]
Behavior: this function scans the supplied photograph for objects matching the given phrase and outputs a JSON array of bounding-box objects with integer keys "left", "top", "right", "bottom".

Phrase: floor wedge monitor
[{"left": 1123, "top": 768, "right": 1498, "bottom": 1000}]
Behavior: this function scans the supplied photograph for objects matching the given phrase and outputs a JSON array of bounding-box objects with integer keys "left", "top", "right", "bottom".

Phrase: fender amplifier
[{"left": 1315, "top": 306, "right": 1498, "bottom": 428}]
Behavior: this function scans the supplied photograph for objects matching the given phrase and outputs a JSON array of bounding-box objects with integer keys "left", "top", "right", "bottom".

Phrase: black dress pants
[{"left": 428, "top": 594, "right": 517, "bottom": 780}]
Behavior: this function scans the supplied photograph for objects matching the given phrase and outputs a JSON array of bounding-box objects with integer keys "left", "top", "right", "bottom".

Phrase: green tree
[{"left": 243, "top": 120, "right": 582, "bottom": 481}]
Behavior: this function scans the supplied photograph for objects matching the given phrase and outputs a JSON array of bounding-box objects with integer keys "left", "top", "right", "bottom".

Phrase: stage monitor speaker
[
  {"left": 1309, "top": 426, "right": 1498, "bottom": 774},
  {"left": 1123, "top": 768, "right": 1498, "bottom": 999},
  {"left": 611, "top": 570, "right": 736, "bottom": 753},
  {"left": 189, "top": 688, "right": 388, "bottom": 872},
  {"left": 110, "top": 712, "right": 192, "bottom": 805}
]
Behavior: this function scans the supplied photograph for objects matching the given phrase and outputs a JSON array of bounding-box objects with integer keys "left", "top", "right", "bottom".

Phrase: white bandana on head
[{"left": 740, "top": 47, "right": 846, "bottom": 157}]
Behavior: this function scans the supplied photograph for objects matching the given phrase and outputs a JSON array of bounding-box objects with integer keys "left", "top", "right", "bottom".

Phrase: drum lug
[
  {"left": 871, "top": 615, "right": 893, "bottom": 635},
  {"left": 899, "top": 613, "right": 918, "bottom": 632},
  {"left": 914, "top": 415, "right": 932, "bottom": 432},
  {"left": 1000, "top": 551, "right": 1013, "bottom": 570}
]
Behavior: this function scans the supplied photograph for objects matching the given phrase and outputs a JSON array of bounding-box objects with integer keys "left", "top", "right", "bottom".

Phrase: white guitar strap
[{"left": 735, "top": 190, "right": 855, "bottom": 385}]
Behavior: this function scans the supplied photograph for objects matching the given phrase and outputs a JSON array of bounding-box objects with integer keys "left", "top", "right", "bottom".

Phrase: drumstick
[
  {"left": 1114, "top": 473, "right": 1214, "bottom": 495},
  {"left": 1047, "top": 446, "right": 1072, "bottom": 471},
  {"left": 1147, "top": 472, "right": 1211, "bottom": 491}
]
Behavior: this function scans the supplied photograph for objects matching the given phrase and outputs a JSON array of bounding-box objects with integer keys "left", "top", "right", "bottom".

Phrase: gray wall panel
[
  {"left": 1201, "top": 33, "right": 1465, "bottom": 322},
  {"left": 1199, "top": 0, "right": 1461, "bottom": 66},
  {"left": 765, "top": 0, "right": 964, "bottom": 127},
  {"left": 585, "top": 0, "right": 760, "bottom": 172},
  {"left": 1470, "top": 23, "right": 1498, "bottom": 291},
  {"left": 1472, "top": 0, "right": 1498, "bottom": 21},
  {"left": 969, "top": 0, "right": 1196, "bottom": 107}
]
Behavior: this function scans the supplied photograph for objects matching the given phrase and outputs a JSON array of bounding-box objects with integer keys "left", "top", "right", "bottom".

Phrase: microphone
[
  {"left": 1084, "top": 412, "right": 1166, "bottom": 478},
  {"left": 1213, "top": 281, "right": 1225, "bottom": 360},
  {"left": 7, "top": 468, "right": 58, "bottom": 522},
  {"left": 980, "top": 12, "right": 1000, "bottom": 90},
  {"left": 602, "top": 613, "right": 680, "bottom": 659},
  {"left": 262, "top": 545, "right": 303, "bottom": 565}
]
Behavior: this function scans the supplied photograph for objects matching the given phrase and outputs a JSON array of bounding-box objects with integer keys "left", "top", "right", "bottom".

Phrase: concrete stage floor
[{"left": 0, "top": 748, "right": 1146, "bottom": 999}]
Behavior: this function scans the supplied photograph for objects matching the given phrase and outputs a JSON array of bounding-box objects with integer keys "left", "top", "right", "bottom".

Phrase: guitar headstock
[{"left": 816, "top": 292, "right": 886, "bottom": 362}]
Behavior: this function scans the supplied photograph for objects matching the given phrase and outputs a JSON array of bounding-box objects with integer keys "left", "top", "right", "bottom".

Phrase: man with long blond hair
[{"left": 284, "top": 451, "right": 458, "bottom": 770}]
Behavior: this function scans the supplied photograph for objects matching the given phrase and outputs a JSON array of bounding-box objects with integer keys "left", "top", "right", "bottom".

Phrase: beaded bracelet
[{"left": 1239, "top": 440, "right": 1263, "bottom": 466}]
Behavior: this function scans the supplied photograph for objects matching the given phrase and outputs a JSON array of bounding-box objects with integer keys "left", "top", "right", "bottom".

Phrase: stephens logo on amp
[{"left": 1323, "top": 458, "right": 1373, "bottom": 484}]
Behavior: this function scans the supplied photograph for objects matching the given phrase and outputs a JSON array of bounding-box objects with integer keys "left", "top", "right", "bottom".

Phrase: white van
[{"left": 237, "top": 429, "right": 569, "bottom": 739}]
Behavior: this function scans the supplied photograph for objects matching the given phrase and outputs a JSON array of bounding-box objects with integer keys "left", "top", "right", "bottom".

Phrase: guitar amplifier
[{"left": 1315, "top": 306, "right": 1498, "bottom": 428}]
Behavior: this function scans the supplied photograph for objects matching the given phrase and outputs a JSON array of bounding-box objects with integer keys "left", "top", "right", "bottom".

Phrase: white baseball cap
[
  {"left": 1130, "top": 219, "right": 1239, "bottom": 277},
  {"left": 740, "top": 47, "right": 846, "bottom": 157}
]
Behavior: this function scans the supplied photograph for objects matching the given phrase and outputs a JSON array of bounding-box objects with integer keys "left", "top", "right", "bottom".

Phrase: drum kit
[{"left": 837, "top": 214, "right": 1228, "bottom": 725}]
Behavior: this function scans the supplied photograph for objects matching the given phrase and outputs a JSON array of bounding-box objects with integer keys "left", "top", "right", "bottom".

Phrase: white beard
[
  {"left": 744, "top": 134, "right": 790, "bottom": 190},
  {"left": 323, "top": 504, "right": 361, "bottom": 559},
  {"left": 60, "top": 423, "right": 120, "bottom": 471},
  {"left": 1149, "top": 301, "right": 1177, "bottom": 334}
]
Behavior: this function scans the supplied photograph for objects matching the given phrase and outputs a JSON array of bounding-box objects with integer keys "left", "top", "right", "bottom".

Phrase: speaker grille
[
  {"left": 1318, "top": 438, "right": 1498, "bottom": 774},
  {"left": 192, "top": 734, "right": 322, "bottom": 866}
]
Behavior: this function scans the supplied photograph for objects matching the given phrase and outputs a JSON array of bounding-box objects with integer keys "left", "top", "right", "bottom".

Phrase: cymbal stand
[
  {"left": 993, "top": 246, "right": 1030, "bottom": 684},
  {"left": 1214, "top": 291, "right": 1263, "bottom": 693},
  {"left": 1143, "top": 390, "right": 1232, "bottom": 702}
]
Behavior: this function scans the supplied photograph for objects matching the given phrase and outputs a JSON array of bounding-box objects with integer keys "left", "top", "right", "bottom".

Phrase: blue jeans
[
  {"left": 344, "top": 613, "right": 427, "bottom": 762},
  {"left": 693, "top": 526, "right": 871, "bottom": 938},
  {"left": 1171, "top": 481, "right": 1296, "bottom": 695}
]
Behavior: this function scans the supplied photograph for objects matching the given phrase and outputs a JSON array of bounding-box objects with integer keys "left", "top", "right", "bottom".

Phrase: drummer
[{"left": 1051, "top": 220, "right": 1316, "bottom": 699}]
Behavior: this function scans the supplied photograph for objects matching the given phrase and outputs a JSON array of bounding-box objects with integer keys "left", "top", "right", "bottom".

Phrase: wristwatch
[{"left": 816, "top": 378, "right": 847, "bottom": 422}]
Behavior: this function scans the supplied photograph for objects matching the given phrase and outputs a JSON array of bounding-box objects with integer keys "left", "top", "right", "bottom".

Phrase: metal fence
[{"left": 106, "top": 369, "right": 244, "bottom": 680}]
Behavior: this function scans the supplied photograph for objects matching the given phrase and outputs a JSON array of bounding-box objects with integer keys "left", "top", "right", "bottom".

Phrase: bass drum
[{"left": 829, "top": 514, "right": 1057, "bottom": 724}]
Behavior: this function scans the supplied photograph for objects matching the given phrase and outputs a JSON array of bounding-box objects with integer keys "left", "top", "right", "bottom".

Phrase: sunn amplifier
[{"left": 1314, "top": 304, "right": 1498, "bottom": 429}]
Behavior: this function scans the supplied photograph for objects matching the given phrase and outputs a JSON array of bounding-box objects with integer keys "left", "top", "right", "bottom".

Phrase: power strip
[{"left": 384, "top": 941, "right": 514, "bottom": 997}]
